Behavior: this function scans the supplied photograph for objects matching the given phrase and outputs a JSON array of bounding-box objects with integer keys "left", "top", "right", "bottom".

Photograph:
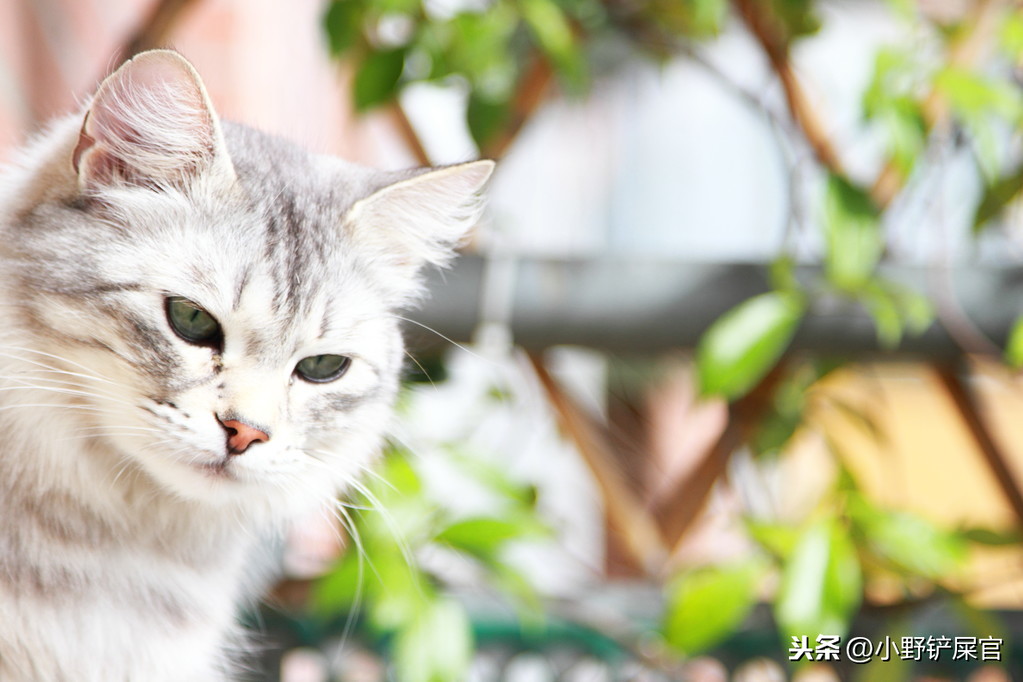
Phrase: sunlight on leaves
[
  {"left": 663, "top": 560, "right": 766, "bottom": 656},
  {"left": 1005, "top": 315, "right": 1023, "bottom": 368},
  {"left": 824, "top": 175, "right": 882, "bottom": 293},
  {"left": 775, "top": 517, "right": 862, "bottom": 640},
  {"left": 393, "top": 597, "right": 474, "bottom": 682},
  {"left": 848, "top": 494, "right": 967, "bottom": 581},
  {"left": 354, "top": 48, "right": 407, "bottom": 111},
  {"left": 697, "top": 291, "right": 805, "bottom": 400}
]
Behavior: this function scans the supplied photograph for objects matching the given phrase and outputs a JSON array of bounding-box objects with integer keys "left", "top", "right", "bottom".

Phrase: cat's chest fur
[
  {"left": 0, "top": 50, "right": 492, "bottom": 680},
  {"left": 0, "top": 390, "right": 256, "bottom": 681}
]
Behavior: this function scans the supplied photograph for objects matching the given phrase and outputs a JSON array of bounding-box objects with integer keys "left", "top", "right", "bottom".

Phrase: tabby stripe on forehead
[
  {"left": 284, "top": 193, "right": 311, "bottom": 316},
  {"left": 233, "top": 264, "right": 253, "bottom": 311},
  {"left": 23, "top": 279, "right": 145, "bottom": 298},
  {"left": 264, "top": 194, "right": 300, "bottom": 301}
]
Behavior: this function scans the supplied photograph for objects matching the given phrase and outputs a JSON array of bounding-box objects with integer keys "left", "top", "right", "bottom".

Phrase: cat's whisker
[
  {"left": 0, "top": 366, "right": 127, "bottom": 396},
  {"left": 74, "top": 424, "right": 164, "bottom": 434},
  {"left": 321, "top": 501, "right": 369, "bottom": 660},
  {"left": 0, "top": 381, "right": 136, "bottom": 408},
  {"left": 1, "top": 46, "right": 494, "bottom": 677},
  {"left": 1, "top": 377, "right": 128, "bottom": 405},
  {"left": 307, "top": 448, "right": 398, "bottom": 495},
  {"left": 110, "top": 457, "right": 140, "bottom": 489},
  {"left": 401, "top": 350, "right": 437, "bottom": 389},
  {"left": 0, "top": 402, "right": 112, "bottom": 415},
  {"left": 344, "top": 476, "right": 418, "bottom": 576},
  {"left": 58, "top": 430, "right": 161, "bottom": 446},
  {"left": 386, "top": 314, "right": 495, "bottom": 366},
  {"left": 0, "top": 346, "right": 120, "bottom": 385}
]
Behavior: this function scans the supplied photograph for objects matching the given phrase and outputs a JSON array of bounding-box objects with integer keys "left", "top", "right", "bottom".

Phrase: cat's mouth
[{"left": 195, "top": 457, "right": 238, "bottom": 481}]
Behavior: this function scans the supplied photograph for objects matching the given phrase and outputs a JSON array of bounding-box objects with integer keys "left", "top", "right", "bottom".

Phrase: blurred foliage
[
  {"left": 696, "top": 290, "right": 805, "bottom": 399},
  {"left": 316, "top": 0, "right": 1023, "bottom": 678},
  {"left": 321, "top": 0, "right": 740, "bottom": 151},
  {"left": 311, "top": 444, "right": 546, "bottom": 682}
]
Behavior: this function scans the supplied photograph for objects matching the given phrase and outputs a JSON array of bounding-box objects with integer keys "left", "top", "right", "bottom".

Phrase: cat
[{"left": 0, "top": 49, "right": 492, "bottom": 681}]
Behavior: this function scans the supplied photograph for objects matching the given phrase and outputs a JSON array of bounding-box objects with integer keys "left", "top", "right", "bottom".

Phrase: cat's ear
[
  {"left": 346, "top": 160, "right": 495, "bottom": 292},
  {"left": 73, "top": 50, "right": 232, "bottom": 190}
]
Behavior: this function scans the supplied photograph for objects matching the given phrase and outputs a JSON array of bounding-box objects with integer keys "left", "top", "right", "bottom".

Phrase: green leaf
[
  {"left": 467, "top": 93, "right": 512, "bottom": 151},
  {"left": 862, "top": 48, "right": 927, "bottom": 177},
  {"left": 748, "top": 361, "right": 827, "bottom": 456},
  {"left": 974, "top": 165, "right": 1023, "bottom": 233},
  {"left": 775, "top": 517, "right": 862, "bottom": 640},
  {"left": 374, "top": 0, "right": 420, "bottom": 13},
  {"left": 1001, "top": 11, "right": 1023, "bottom": 60},
  {"left": 880, "top": 101, "right": 927, "bottom": 177},
  {"left": 746, "top": 520, "right": 800, "bottom": 559},
  {"left": 881, "top": 0, "right": 914, "bottom": 19},
  {"left": 368, "top": 550, "right": 434, "bottom": 629},
  {"left": 393, "top": 598, "right": 474, "bottom": 682},
  {"left": 848, "top": 495, "right": 966, "bottom": 581},
  {"left": 449, "top": 7, "right": 519, "bottom": 97},
  {"left": 324, "top": 0, "right": 365, "bottom": 56},
  {"left": 769, "top": 0, "right": 821, "bottom": 41},
  {"left": 962, "top": 526, "right": 1023, "bottom": 546},
  {"left": 935, "top": 67, "right": 1023, "bottom": 123},
  {"left": 436, "top": 516, "right": 544, "bottom": 560},
  {"left": 861, "top": 283, "right": 904, "bottom": 349},
  {"left": 444, "top": 447, "right": 539, "bottom": 508},
  {"left": 353, "top": 48, "right": 407, "bottom": 111},
  {"left": 1006, "top": 315, "right": 1023, "bottom": 368},
  {"left": 643, "top": 0, "right": 727, "bottom": 39},
  {"left": 311, "top": 555, "right": 363, "bottom": 619},
  {"left": 663, "top": 560, "right": 765, "bottom": 655},
  {"left": 768, "top": 255, "right": 799, "bottom": 293},
  {"left": 378, "top": 451, "right": 423, "bottom": 499},
  {"left": 520, "top": 0, "right": 587, "bottom": 93},
  {"left": 824, "top": 175, "right": 883, "bottom": 293},
  {"left": 859, "top": 280, "right": 933, "bottom": 349},
  {"left": 697, "top": 291, "right": 805, "bottom": 400}
]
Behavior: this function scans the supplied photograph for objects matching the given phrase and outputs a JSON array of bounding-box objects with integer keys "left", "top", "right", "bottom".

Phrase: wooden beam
[
  {"left": 654, "top": 363, "right": 787, "bottom": 549},
  {"left": 528, "top": 352, "right": 668, "bottom": 574},
  {"left": 934, "top": 362, "right": 1023, "bottom": 525}
]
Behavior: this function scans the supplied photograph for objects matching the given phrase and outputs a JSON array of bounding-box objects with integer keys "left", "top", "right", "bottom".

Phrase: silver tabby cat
[{"left": 0, "top": 50, "right": 492, "bottom": 680}]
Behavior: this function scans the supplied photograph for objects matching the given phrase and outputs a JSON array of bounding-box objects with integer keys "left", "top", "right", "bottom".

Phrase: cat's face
[{"left": 5, "top": 51, "right": 491, "bottom": 513}]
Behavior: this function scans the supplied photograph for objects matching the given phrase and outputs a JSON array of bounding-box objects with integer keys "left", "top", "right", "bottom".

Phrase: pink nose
[{"left": 219, "top": 418, "right": 270, "bottom": 455}]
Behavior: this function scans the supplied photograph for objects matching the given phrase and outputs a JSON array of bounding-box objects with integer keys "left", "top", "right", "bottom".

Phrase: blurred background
[{"left": 4, "top": 0, "right": 1023, "bottom": 680}]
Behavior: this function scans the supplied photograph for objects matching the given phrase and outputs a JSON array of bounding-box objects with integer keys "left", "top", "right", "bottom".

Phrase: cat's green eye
[
  {"left": 295, "top": 354, "right": 351, "bottom": 383},
  {"left": 166, "top": 296, "right": 221, "bottom": 346}
]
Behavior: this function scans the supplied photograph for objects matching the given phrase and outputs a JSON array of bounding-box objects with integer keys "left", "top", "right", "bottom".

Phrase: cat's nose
[{"left": 218, "top": 417, "right": 270, "bottom": 455}]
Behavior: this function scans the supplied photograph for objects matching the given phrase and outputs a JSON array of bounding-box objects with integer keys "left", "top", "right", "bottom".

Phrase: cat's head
[{"left": 6, "top": 50, "right": 492, "bottom": 514}]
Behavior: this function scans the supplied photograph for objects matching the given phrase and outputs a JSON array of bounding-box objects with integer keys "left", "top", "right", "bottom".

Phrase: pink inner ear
[{"left": 75, "top": 51, "right": 218, "bottom": 189}]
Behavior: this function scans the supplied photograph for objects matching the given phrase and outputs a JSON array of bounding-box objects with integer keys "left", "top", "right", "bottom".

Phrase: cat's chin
[
  {"left": 126, "top": 446, "right": 337, "bottom": 519},
  {"left": 131, "top": 449, "right": 282, "bottom": 507},
  {"left": 193, "top": 457, "right": 240, "bottom": 481}
]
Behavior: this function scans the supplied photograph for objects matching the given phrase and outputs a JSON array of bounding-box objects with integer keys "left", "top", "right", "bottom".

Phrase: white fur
[{"left": 0, "top": 50, "right": 492, "bottom": 680}]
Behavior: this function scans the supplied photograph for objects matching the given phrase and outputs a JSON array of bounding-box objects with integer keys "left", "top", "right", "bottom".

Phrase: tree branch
[
  {"left": 732, "top": 0, "right": 846, "bottom": 180},
  {"left": 734, "top": 0, "right": 1006, "bottom": 210},
  {"left": 483, "top": 57, "right": 554, "bottom": 160},
  {"left": 654, "top": 362, "right": 788, "bottom": 549},
  {"left": 528, "top": 352, "right": 668, "bottom": 574},
  {"left": 388, "top": 101, "right": 432, "bottom": 167},
  {"left": 870, "top": 0, "right": 1005, "bottom": 207},
  {"left": 934, "top": 362, "right": 1023, "bottom": 526}
]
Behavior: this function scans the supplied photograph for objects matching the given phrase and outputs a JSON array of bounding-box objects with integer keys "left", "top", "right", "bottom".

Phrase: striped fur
[{"left": 0, "top": 50, "right": 492, "bottom": 680}]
